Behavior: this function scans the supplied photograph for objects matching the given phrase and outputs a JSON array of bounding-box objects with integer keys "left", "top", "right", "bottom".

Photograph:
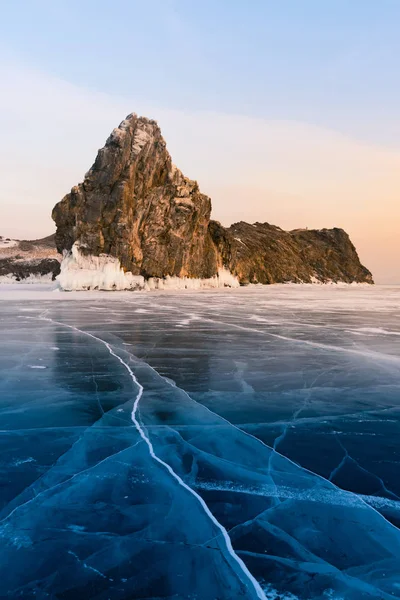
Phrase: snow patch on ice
[
  {"left": 57, "top": 243, "right": 240, "bottom": 291},
  {"left": 0, "top": 273, "right": 54, "bottom": 284},
  {"left": 310, "top": 276, "right": 322, "bottom": 284},
  {"left": 0, "top": 238, "right": 18, "bottom": 249},
  {"left": 309, "top": 276, "right": 366, "bottom": 286},
  {"left": 262, "top": 584, "right": 299, "bottom": 599}
]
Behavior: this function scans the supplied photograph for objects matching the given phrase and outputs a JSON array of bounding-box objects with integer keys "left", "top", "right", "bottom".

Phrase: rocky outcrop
[
  {"left": 209, "top": 221, "right": 373, "bottom": 284},
  {"left": 53, "top": 114, "right": 218, "bottom": 280},
  {"left": 0, "top": 257, "right": 60, "bottom": 282},
  {"left": 0, "top": 235, "right": 60, "bottom": 282},
  {"left": 52, "top": 113, "right": 373, "bottom": 288}
]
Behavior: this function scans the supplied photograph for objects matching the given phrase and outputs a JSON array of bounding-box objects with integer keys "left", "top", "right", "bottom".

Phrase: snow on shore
[
  {"left": 0, "top": 273, "right": 55, "bottom": 284},
  {"left": 56, "top": 243, "right": 240, "bottom": 291}
]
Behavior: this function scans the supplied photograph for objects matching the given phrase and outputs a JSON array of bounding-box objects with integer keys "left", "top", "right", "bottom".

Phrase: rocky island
[
  {"left": 2, "top": 113, "right": 373, "bottom": 288},
  {"left": 51, "top": 113, "right": 372, "bottom": 289}
]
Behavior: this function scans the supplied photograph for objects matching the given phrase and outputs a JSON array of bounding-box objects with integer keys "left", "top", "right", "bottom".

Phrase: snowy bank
[{"left": 0, "top": 273, "right": 55, "bottom": 285}]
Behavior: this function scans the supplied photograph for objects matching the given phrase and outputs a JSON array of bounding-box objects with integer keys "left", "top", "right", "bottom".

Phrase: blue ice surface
[{"left": 0, "top": 284, "right": 400, "bottom": 599}]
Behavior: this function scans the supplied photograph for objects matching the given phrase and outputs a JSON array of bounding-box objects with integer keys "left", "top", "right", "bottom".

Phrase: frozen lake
[{"left": 1, "top": 284, "right": 400, "bottom": 599}]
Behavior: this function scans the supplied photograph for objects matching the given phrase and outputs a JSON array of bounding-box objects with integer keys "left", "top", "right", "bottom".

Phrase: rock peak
[{"left": 52, "top": 112, "right": 217, "bottom": 280}]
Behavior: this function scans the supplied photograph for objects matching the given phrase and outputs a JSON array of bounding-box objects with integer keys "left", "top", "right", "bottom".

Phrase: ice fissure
[
  {"left": 121, "top": 297, "right": 400, "bottom": 533},
  {"left": 143, "top": 299, "right": 400, "bottom": 367},
  {"left": 36, "top": 315, "right": 268, "bottom": 600},
  {"left": 3, "top": 292, "right": 400, "bottom": 599}
]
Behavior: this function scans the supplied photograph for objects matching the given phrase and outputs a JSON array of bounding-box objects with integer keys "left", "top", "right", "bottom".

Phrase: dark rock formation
[
  {"left": 0, "top": 257, "right": 60, "bottom": 281},
  {"left": 0, "top": 235, "right": 60, "bottom": 282},
  {"left": 52, "top": 113, "right": 373, "bottom": 286}
]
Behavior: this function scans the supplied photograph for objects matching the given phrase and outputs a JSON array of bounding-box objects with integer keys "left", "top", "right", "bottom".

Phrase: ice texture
[
  {"left": 57, "top": 242, "right": 240, "bottom": 290},
  {"left": 0, "top": 284, "right": 400, "bottom": 599},
  {"left": 57, "top": 243, "right": 146, "bottom": 291}
]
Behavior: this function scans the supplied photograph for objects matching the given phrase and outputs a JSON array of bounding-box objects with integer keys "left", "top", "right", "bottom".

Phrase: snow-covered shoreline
[
  {"left": 0, "top": 276, "right": 373, "bottom": 291},
  {"left": 0, "top": 241, "right": 374, "bottom": 291},
  {"left": 37, "top": 243, "right": 372, "bottom": 292},
  {"left": 55, "top": 243, "right": 241, "bottom": 291},
  {"left": 0, "top": 273, "right": 55, "bottom": 285}
]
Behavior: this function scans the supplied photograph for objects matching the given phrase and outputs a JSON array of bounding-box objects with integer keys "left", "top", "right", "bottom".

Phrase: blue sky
[
  {"left": 0, "top": 1, "right": 399, "bottom": 282},
  {"left": 2, "top": 0, "right": 400, "bottom": 145}
]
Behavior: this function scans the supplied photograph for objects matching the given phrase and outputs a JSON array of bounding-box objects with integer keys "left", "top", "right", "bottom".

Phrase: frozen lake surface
[{"left": 1, "top": 284, "right": 400, "bottom": 599}]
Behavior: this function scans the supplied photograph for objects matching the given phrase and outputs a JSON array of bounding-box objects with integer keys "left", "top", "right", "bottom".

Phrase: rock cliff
[
  {"left": 209, "top": 221, "right": 373, "bottom": 284},
  {"left": 52, "top": 113, "right": 373, "bottom": 289},
  {"left": 53, "top": 114, "right": 218, "bottom": 280}
]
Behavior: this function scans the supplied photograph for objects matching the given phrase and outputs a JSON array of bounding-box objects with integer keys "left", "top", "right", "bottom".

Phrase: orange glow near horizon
[{"left": 0, "top": 67, "right": 398, "bottom": 283}]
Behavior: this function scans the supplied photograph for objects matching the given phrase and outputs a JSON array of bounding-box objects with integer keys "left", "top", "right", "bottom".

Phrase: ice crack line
[
  {"left": 67, "top": 550, "right": 108, "bottom": 580},
  {"left": 329, "top": 436, "right": 400, "bottom": 501},
  {"left": 0, "top": 442, "right": 144, "bottom": 526},
  {"left": 38, "top": 316, "right": 267, "bottom": 600},
  {"left": 146, "top": 300, "right": 400, "bottom": 367},
  {"left": 123, "top": 299, "right": 400, "bottom": 535},
  {"left": 269, "top": 367, "right": 336, "bottom": 490}
]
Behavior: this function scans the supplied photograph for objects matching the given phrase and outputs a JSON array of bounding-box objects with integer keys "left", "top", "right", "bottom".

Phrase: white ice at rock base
[
  {"left": 146, "top": 268, "right": 240, "bottom": 290},
  {"left": 56, "top": 243, "right": 240, "bottom": 291},
  {"left": 57, "top": 244, "right": 145, "bottom": 291}
]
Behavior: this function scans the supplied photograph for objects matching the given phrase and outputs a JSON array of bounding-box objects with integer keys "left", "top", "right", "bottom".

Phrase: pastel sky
[{"left": 0, "top": 1, "right": 399, "bottom": 283}]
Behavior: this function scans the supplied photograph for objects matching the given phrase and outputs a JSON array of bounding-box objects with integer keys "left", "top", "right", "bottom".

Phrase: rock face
[
  {"left": 209, "top": 221, "right": 373, "bottom": 284},
  {"left": 53, "top": 114, "right": 218, "bottom": 280},
  {"left": 0, "top": 235, "right": 60, "bottom": 282},
  {"left": 52, "top": 113, "right": 373, "bottom": 288}
]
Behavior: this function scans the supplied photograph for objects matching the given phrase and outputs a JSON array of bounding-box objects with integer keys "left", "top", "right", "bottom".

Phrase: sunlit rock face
[
  {"left": 210, "top": 221, "right": 374, "bottom": 284},
  {"left": 52, "top": 113, "right": 373, "bottom": 287},
  {"left": 52, "top": 114, "right": 219, "bottom": 280}
]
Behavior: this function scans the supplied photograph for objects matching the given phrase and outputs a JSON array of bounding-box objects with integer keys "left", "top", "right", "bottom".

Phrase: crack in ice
[
  {"left": 120, "top": 299, "right": 400, "bottom": 536},
  {"left": 0, "top": 441, "right": 144, "bottom": 526},
  {"left": 35, "top": 315, "right": 268, "bottom": 600},
  {"left": 67, "top": 550, "right": 108, "bottom": 580},
  {"left": 145, "top": 300, "right": 400, "bottom": 367},
  {"left": 267, "top": 367, "right": 337, "bottom": 508},
  {"left": 329, "top": 436, "right": 400, "bottom": 501}
]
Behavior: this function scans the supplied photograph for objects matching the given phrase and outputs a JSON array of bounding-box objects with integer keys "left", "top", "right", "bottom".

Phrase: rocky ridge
[
  {"left": 51, "top": 113, "right": 373, "bottom": 289},
  {"left": 210, "top": 221, "right": 373, "bottom": 284}
]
